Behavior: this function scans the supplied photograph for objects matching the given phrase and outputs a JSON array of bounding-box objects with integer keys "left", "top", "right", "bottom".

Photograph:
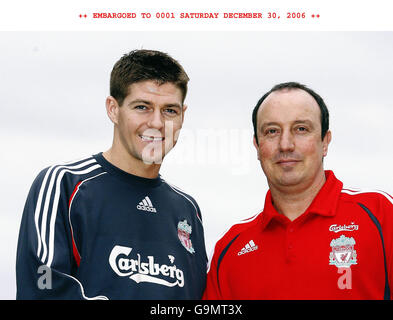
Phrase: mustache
[{"left": 273, "top": 153, "right": 302, "bottom": 162}]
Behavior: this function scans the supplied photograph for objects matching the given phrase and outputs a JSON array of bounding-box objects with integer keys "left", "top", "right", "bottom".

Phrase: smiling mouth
[{"left": 139, "top": 135, "right": 165, "bottom": 142}]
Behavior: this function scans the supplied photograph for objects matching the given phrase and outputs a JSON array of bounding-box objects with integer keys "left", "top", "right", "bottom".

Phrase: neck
[
  {"left": 269, "top": 171, "right": 326, "bottom": 221},
  {"left": 103, "top": 147, "right": 161, "bottom": 179}
]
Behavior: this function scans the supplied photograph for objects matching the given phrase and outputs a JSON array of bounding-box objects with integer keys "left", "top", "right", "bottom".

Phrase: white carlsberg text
[{"left": 109, "top": 245, "right": 184, "bottom": 287}]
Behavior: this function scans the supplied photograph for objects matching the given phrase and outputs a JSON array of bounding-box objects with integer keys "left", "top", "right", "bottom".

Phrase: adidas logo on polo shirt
[
  {"left": 137, "top": 196, "right": 157, "bottom": 213},
  {"left": 237, "top": 240, "right": 258, "bottom": 255}
]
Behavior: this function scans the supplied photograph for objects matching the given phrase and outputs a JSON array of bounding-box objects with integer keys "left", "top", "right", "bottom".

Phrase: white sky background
[{"left": 0, "top": 2, "right": 393, "bottom": 300}]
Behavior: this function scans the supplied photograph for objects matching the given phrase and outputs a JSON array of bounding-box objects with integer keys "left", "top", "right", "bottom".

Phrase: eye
[
  {"left": 264, "top": 128, "right": 278, "bottom": 136},
  {"left": 296, "top": 126, "right": 308, "bottom": 132},
  {"left": 134, "top": 105, "right": 148, "bottom": 111},
  {"left": 163, "top": 108, "right": 179, "bottom": 116}
]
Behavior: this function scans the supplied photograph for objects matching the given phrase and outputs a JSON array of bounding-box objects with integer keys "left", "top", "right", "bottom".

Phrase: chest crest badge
[
  {"left": 329, "top": 235, "right": 357, "bottom": 268},
  {"left": 177, "top": 219, "right": 195, "bottom": 254}
]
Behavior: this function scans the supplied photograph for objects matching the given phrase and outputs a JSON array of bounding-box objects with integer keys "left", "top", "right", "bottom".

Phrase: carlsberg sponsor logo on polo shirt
[
  {"left": 109, "top": 245, "right": 184, "bottom": 287},
  {"left": 329, "top": 223, "right": 359, "bottom": 233}
]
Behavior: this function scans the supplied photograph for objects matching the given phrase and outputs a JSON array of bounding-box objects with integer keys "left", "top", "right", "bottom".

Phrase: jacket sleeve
[{"left": 16, "top": 167, "right": 106, "bottom": 300}]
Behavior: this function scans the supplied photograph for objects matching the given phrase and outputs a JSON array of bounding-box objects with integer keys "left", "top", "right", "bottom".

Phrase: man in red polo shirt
[{"left": 203, "top": 82, "right": 392, "bottom": 300}]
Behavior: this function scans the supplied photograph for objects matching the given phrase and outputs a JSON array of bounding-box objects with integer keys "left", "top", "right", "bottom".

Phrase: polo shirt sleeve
[
  {"left": 381, "top": 193, "right": 393, "bottom": 299},
  {"left": 202, "top": 245, "right": 223, "bottom": 300}
]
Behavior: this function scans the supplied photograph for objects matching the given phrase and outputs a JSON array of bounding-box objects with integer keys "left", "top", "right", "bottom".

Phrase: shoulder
[
  {"left": 341, "top": 186, "right": 393, "bottom": 207},
  {"left": 31, "top": 155, "right": 105, "bottom": 196},
  {"left": 207, "top": 212, "right": 262, "bottom": 270},
  {"left": 340, "top": 186, "right": 393, "bottom": 223},
  {"left": 162, "top": 180, "right": 199, "bottom": 206},
  {"left": 160, "top": 178, "right": 202, "bottom": 221},
  {"left": 224, "top": 213, "right": 262, "bottom": 240}
]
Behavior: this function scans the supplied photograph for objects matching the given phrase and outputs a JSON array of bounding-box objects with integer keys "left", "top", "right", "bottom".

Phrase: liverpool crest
[
  {"left": 329, "top": 235, "right": 357, "bottom": 268},
  {"left": 177, "top": 219, "right": 195, "bottom": 254}
]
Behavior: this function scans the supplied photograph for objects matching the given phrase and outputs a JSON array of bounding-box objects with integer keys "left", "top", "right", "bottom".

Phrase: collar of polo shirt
[{"left": 260, "top": 170, "right": 342, "bottom": 230}]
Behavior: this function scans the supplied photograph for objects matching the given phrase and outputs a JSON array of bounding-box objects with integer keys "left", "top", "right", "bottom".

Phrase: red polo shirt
[{"left": 203, "top": 171, "right": 393, "bottom": 299}]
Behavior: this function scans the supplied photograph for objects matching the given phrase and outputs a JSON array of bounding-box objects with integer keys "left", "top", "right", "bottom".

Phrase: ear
[
  {"left": 181, "top": 104, "right": 187, "bottom": 124},
  {"left": 322, "top": 130, "right": 332, "bottom": 157},
  {"left": 253, "top": 135, "right": 260, "bottom": 160},
  {"left": 106, "top": 96, "right": 119, "bottom": 125}
]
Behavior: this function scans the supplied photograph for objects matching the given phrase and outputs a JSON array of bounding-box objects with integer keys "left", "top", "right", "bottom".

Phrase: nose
[
  {"left": 148, "top": 109, "right": 164, "bottom": 130},
  {"left": 279, "top": 130, "right": 295, "bottom": 152}
]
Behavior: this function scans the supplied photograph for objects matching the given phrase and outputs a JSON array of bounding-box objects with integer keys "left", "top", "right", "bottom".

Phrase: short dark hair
[
  {"left": 110, "top": 49, "right": 189, "bottom": 106},
  {"left": 252, "top": 82, "right": 329, "bottom": 144}
]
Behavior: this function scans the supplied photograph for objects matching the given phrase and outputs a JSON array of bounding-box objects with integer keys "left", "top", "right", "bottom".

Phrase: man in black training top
[{"left": 16, "top": 49, "right": 207, "bottom": 300}]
